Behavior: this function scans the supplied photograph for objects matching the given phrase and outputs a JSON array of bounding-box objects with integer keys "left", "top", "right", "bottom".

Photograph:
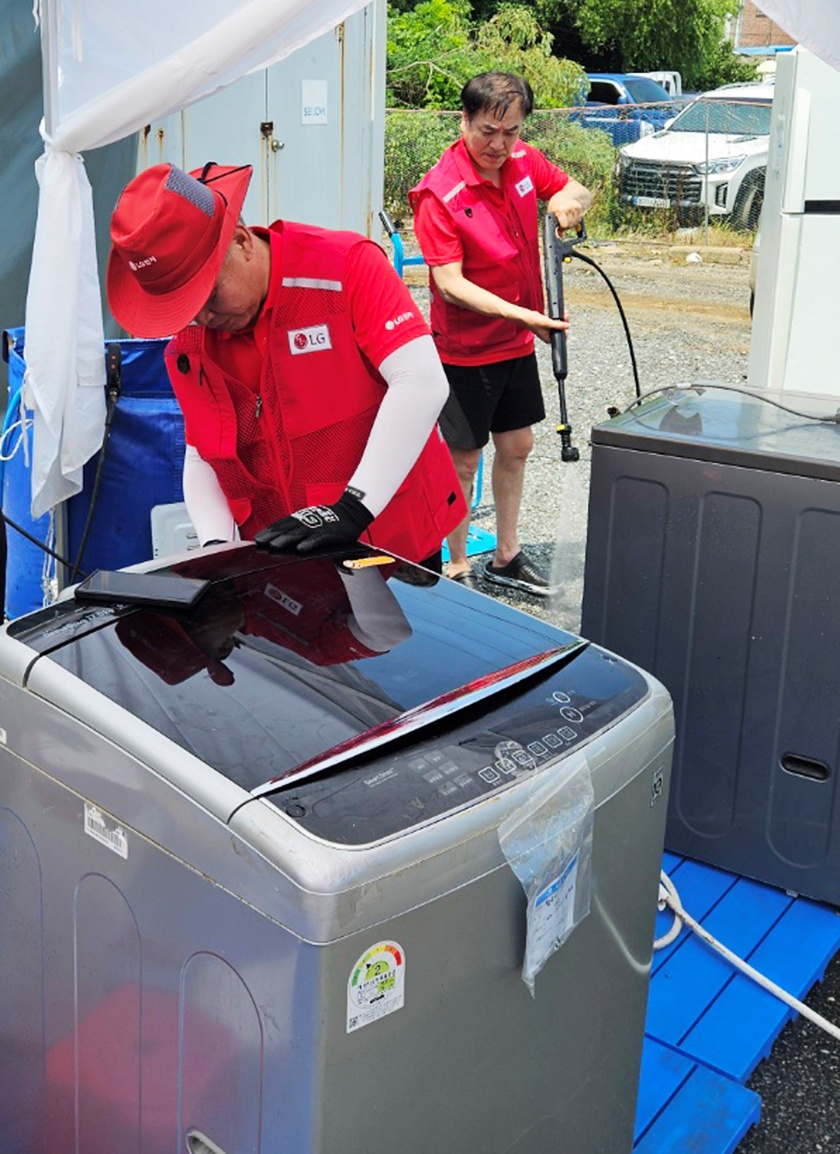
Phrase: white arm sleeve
[
  {"left": 347, "top": 334, "right": 449, "bottom": 518},
  {"left": 182, "top": 444, "right": 240, "bottom": 545}
]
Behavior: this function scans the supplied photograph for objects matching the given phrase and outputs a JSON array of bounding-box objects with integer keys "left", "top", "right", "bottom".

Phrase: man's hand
[
  {"left": 552, "top": 204, "right": 584, "bottom": 231},
  {"left": 255, "top": 490, "right": 374, "bottom": 553},
  {"left": 547, "top": 177, "right": 592, "bottom": 232},
  {"left": 517, "top": 308, "right": 570, "bottom": 344}
]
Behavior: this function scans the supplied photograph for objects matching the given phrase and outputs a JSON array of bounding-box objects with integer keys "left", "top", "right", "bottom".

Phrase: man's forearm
[
  {"left": 347, "top": 334, "right": 449, "bottom": 518},
  {"left": 430, "top": 264, "right": 569, "bottom": 343},
  {"left": 431, "top": 267, "right": 523, "bottom": 319}
]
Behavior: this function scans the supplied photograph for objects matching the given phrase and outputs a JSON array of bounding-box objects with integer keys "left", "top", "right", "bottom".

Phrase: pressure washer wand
[{"left": 543, "top": 213, "right": 586, "bottom": 463}]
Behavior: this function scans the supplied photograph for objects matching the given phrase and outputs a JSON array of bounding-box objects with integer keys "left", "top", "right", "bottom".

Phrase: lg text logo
[
  {"left": 385, "top": 311, "right": 415, "bottom": 331},
  {"left": 288, "top": 324, "right": 332, "bottom": 355}
]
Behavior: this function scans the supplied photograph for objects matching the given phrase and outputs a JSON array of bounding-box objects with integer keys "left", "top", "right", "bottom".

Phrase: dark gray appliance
[
  {"left": 0, "top": 543, "right": 672, "bottom": 1154},
  {"left": 581, "top": 385, "right": 840, "bottom": 903}
]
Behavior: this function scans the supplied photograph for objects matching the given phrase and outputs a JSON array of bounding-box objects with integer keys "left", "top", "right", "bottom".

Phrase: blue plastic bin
[{"left": 1, "top": 329, "right": 186, "bottom": 619}]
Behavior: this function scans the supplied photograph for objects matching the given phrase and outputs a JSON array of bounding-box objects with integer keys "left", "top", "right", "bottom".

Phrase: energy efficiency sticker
[{"left": 347, "top": 940, "right": 405, "bottom": 1033}]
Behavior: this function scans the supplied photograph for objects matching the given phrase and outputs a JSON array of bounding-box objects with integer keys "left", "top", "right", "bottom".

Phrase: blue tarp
[{"left": 2, "top": 329, "right": 186, "bottom": 618}]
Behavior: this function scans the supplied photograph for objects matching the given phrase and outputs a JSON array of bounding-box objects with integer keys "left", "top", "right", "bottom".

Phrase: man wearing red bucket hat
[{"left": 107, "top": 162, "right": 465, "bottom": 568}]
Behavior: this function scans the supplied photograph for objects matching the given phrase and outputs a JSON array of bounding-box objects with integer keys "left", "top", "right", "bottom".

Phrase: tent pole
[{"left": 39, "top": 0, "right": 60, "bottom": 140}]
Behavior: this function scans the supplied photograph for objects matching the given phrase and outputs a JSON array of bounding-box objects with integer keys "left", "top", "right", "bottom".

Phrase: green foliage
[
  {"left": 387, "top": 0, "right": 481, "bottom": 109},
  {"left": 386, "top": 0, "right": 585, "bottom": 110},
  {"left": 386, "top": 0, "right": 761, "bottom": 100},
  {"left": 525, "top": 0, "right": 755, "bottom": 91},
  {"left": 525, "top": 112, "right": 619, "bottom": 232},
  {"left": 567, "top": 0, "right": 719, "bottom": 87},
  {"left": 476, "top": 5, "right": 587, "bottom": 107},
  {"left": 692, "top": 38, "right": 759, "bottom": 90},
  {"left": 383, "top": 110, "right": 459, "bottom": 214}
]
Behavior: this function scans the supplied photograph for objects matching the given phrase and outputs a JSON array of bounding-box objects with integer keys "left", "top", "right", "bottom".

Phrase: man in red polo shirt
[
  {"left": 106, "top": 162, "right": 465, "bottom": 569},
  {"left": 411, "top": 72, "right": 591, "bottom": 595}
]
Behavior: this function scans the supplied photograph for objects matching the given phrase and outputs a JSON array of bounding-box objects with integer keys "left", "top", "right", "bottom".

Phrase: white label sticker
[
  {"left": 84, "top": 803, "right": 128, "bottom": 860},
  {"left": 347, "top": 940, "right": 405, "bottom": 1033},
  {"left": 288, "top": 324, "right": 332, "bottom": 355},
  {"left": 530, "top": 852, "right": 578, "bottom": 957},
  {"left": 515, "top": 175, "right": 534, "bottom": 197},
  {"left": 301, "top": 79, "right": 328, "bottom": 125}
]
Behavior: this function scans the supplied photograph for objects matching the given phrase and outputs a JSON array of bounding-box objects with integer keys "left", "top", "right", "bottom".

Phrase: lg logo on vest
[
  {"left": 385, "top": 311, "right": 415, "bottom": 331},
  {"left": 288, "top": 324, "right": 332, "bottom": 355}
]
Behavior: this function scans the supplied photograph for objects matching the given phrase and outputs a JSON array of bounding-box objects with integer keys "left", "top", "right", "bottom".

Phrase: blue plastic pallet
[
  {"left": 634, "top": 853, "right": 840, "bottom": 1152},
  {"left": 634, "top": 1038, "right": 760, "bottom": 1154}
]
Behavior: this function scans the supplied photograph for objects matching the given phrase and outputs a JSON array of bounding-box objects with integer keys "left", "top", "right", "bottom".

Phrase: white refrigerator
[{"left": 748, "top": 46, "right": 840, "bottom": 397}]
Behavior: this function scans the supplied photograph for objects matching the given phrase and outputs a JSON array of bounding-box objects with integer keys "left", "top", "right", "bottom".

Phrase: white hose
[
  {"left": 0, "top": 414, "right": 34, "bottom": 462},
  {"left": 655, "top": 869, "right": 840, "bottom": 1043}
]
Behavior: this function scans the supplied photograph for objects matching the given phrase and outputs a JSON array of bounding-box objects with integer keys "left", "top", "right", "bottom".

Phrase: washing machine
[
  {"left": 0, "top": 543, "right": 672, "bottom": 1154},
  {"left": 582, "top": 386, "right": 840, "bottom": 901}
]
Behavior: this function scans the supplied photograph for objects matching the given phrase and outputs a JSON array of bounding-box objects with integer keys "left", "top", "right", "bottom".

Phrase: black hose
[
  {"left": 570, "top": 249, "right": 642, "bottom": 398},
  {"left": 69, "top": 343, "right": 122, "bottom": 582},
  {"left": 1, "top": 509, "right": 84, "bottom": 576}
]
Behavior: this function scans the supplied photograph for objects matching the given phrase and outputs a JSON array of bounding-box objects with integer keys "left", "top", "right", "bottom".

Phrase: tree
[
  {"left": 476, "top": 4, "right": 586, "bottom": 107},
  {"left": 387, "top": 0, "right": 479, "bottom": 108},
  {"left": 531, "top": 0, "right": 756, "bottom": 90},
  {"left": 387, "top": 0, "right": 585, "bottom": 109}
]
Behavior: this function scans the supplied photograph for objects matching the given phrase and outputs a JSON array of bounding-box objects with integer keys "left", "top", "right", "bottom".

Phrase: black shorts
[{"left": 439, "top": 353, "right": 546, "bottom": 451}]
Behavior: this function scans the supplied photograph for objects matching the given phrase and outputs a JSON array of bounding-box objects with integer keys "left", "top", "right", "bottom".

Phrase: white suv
[{"left": 617, "top": 81, "right": 774, "bottom": 230}]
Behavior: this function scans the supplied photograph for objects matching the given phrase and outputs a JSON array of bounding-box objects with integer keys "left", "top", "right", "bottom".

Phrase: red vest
[
  {"left": 409, "top": 140, "right": 545, "bottom": 361},
  {"left": 165, "top": 222, "right": 464, "bottom": 563}
]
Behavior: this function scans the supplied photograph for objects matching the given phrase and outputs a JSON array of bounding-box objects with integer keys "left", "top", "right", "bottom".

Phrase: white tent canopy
[
  {"left": 24, "top": 0, "right": 369, "bottom": 518},
  {"left": 755, "top": 1, "right": 840, "bottom": 73}
]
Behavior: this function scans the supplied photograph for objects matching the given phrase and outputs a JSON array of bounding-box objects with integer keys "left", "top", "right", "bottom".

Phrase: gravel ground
[
  {"left": 407, "top": 239, "right": 754, "bottom": 632},
  {"left": 410, "top": 240, "right": 840, "bottom": 1154}
]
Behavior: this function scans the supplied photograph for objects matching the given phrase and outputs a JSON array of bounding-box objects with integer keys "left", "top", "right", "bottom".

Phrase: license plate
[{"left": 632, "top": 195, "right": 672, "bottom": 208}]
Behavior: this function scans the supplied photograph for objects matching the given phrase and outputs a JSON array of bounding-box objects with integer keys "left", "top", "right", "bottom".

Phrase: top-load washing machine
[
  {"left": 581, "top": 387, "right": 840, "bottom": 902},
  {"left": 0, "top": 543, "right": 673, "bottom": 1154}
]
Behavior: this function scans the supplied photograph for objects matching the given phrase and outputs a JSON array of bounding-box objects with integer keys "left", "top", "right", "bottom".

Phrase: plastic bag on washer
[{"left": 498, "top": 754, "right": 595, "bottom": 995}]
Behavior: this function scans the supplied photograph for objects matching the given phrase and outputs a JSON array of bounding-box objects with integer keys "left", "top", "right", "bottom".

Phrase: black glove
[{"left": 254, "top": 489, "right": 374, "bottom": 554}]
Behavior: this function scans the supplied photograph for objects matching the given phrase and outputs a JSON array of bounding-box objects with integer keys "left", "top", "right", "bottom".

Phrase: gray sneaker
[{"left": 483, "top": 552, "right": 556, "bottom": 597}]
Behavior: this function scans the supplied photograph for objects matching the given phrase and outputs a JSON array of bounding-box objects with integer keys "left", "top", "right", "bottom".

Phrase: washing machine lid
[
  {"left": 594, "top": 388, "right": 840, "bottom": 480},
  {"left": 8, "top": 545, "right": 619, "bottom": 794}
]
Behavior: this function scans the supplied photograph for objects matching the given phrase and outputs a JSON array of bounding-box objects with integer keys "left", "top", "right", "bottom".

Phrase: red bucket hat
[{"left": 107, "top": 162, "right": 253, "bottom": 338}]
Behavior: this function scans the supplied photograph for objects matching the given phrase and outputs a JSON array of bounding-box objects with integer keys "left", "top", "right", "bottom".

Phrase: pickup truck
[
  {"left": 636, "top": 70, "right": 682, "bottom": 98},
  {"left": 617, "top": 81, "right": 774, "bottom": 230},
  {"left": 571, "top": 73, "right": 678, "bottom": 146}
]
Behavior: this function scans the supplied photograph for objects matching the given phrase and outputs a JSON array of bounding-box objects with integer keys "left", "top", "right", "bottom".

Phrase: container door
[{"left": 137, "top": 1, "right": 385, "bottom": 236}]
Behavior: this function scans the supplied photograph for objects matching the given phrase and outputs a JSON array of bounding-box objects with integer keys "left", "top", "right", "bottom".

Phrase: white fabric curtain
[
  {"left": 755, "top": 1, "right": 840, "bottom": 72},
  {"left": 25, "top": 0, "right": 370, "bottom": 518}
]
